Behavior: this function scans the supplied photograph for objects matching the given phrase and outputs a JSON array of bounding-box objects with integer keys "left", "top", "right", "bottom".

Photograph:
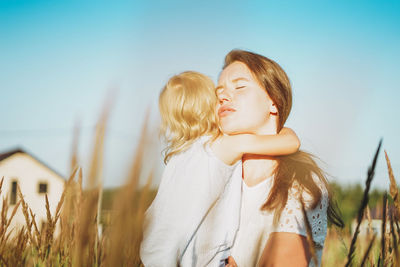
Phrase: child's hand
[
  {"left": 225, "top": 256, "right": 238, "bottom": 267},
  {"left": 279, "top": 127, "right": 300, "bottom": 151}
]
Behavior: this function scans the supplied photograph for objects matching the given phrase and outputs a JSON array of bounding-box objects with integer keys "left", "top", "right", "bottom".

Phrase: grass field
[{"left": 0, "top": 104, "right": 398, "bottom": 267}]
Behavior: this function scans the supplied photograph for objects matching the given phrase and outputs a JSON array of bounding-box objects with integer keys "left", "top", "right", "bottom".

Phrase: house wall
[
  {"left": 351, "top": 218, "right": 391, "bottom": 239},
  {"left": 0, "top": 153, "right": 65, "bottom": 233}
]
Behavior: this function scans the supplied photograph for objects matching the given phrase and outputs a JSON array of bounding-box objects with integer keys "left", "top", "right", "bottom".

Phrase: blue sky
[{"left": 1, "top": 0, "right": 399, "bottom": 189}]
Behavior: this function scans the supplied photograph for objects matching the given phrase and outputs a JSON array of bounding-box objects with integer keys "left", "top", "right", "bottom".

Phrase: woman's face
[{"left": 216, "top": 61, "right": 277, "bottom": 135}]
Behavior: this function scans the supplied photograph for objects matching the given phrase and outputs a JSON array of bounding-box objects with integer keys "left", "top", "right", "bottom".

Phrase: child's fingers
[{"left": 225, "top": 256, "right": 238, "bottom": 267}]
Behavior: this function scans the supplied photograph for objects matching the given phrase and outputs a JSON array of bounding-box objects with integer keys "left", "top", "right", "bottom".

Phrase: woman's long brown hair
[{"left": 223, "top": 49, "right": 343, "bottom": 227}]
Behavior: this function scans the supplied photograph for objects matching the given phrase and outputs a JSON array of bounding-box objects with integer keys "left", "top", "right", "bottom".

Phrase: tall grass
[
  {"left": 0, "top": 98, "right": 153, "bottom": 266},
  {"left": 323, "top": 143, "right": 400, "bottom": 267},
  {"left": 345, "top": 140, "right": 382, "bottom": 267}
]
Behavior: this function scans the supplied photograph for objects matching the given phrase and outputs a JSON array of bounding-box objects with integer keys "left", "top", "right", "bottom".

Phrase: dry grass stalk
[
  {"left": 381, "top": 192, "right": 388, "bottom": 266},
  {"left": 395, "top": 220, "right": 400, "bottom": 245},
  {"left": 345, "top": 139, "right": 382, "bottom": 267},
  {"left": 0, "top": 199, "right": 22, "bottom": 260},
  {"left": 0, "top": 197, "right": 21, "bottom": 243},
  {"left": 385, "top": 150, "right": 400, "bottom": 218},
  {"left": 389, "top": 211, "right": 399, "bottom": 266},
  {"left": 360, "top": 234, "right": 376, "bottom": 267},
  {"left": 71, "top": 168, "right": 84, "bottom": 265},
  {"left": 0, "top": 255, "right": 6, "bottom": 267},
  {"left": 50, "top": 165, "right": 76, "bottom": 248},
  {"left": 72, "top": 181, "right": 99, "bottom": 267},
  {"left": 18, "top": 184, "right": 56, "bottom": 260},
  {"left": 0, "top": 178, "right": 22, "bottom": 264},
  {"left": 60, "top": 120, "right": 80, "bottom": 264},
  {"left": 75, "top": 188, "right": 100, "bottom": 267},
  {"left": 16, "top": 185, "right": 38, "bottom": 249},
  {"left": 0, "top": 176, "right": 3, "bottom": 195},
  {"left": 333, "top": 226, "right": 349, "bottom": 258},
  {"left": 69, "top": 91, "right": 112, "bottom": 266},
  {"left": 0, "top": 186, "right": 23, "bottom": 265},
  {"left": 28, "top": 207, "right": 40, "bottom": 247},
  {"left": 384, "top": 201, "right": 391, "bottom": 266},
  {"left": 132, "top": 170, "right": 153, "bottom": 264},
  {"left": 369, "top": 255, "right": 374, "bottom": 267},
  {"left": 104, "top": 110, "right": 151, "bottom": 266},
  {"left": 73, "top": 92, "right": 115, "bottom": 267},
  {"left": 9, "top": 226, "right": 28, "bottom": 266},
  {"left": 44, "top": 194, "right": 54, "bottom": 255},
  {"left": 5, "top": 200, "right": 21, "bottom": 232},
  {"left": 57, "top": 166, "right": 79, "bottom": 264},
  {"left": 70, "top": 119, "right": 80, "bottom": 174},
  {"left": 0, "top": 197, "right": 8, "bottom": 241}
]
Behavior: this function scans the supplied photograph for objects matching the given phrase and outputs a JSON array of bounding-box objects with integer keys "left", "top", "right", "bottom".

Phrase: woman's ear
[{"left": 270, "top": 103, "right": 278, "bottom": 116}]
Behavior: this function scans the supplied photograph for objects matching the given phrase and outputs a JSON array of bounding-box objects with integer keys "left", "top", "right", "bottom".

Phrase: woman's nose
[
  {"left": 219, "top": 96, "right": 230, "bottom": 104},
  {"left": 217, "top": 90, "right": 232, "bottom": 104}
]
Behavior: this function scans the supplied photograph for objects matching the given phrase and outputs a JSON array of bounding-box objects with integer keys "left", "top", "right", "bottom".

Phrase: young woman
[{"left": 216, "top": 50, "right": 343, "bottom": 267}]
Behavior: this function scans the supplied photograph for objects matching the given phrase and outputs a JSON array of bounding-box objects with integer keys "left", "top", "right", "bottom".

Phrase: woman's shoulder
[{"left": 273, "top": 174, "right": 329, "bottom": 247}]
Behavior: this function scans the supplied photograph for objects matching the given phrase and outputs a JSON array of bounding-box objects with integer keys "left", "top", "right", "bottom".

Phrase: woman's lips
[{"left": 218, "top": 106, "right": 236, "bottom": 117}]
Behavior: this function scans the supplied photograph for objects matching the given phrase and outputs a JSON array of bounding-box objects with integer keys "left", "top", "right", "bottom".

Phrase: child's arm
[
  {"left": 211, "top": 127, "right": 300, "bottom": 165},
  {"left": 236, "top": 127, "right": 300, "bottom": 155}
]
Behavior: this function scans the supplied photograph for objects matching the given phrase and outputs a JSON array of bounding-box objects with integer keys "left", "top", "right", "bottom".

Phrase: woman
[{"left": 215, "top": 50, "right": 343, "bottom": 267}]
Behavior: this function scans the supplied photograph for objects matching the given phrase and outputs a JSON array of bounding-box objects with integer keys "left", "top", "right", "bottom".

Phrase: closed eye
[{"left": 236, "top": 86, "right": 245, "bottom": 89}]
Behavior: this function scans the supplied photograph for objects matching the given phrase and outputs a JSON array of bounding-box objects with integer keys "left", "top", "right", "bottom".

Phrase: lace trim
[{"left": 275, "top": 180, "right": 328, "bottom": 247}]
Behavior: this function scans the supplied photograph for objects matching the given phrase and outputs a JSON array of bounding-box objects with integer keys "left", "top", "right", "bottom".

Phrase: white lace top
[{"left": 230, "top": 174, "right": 328, "bottom": 267}]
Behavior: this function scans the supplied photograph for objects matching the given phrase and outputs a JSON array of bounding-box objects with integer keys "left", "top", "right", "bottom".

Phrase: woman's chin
[
  {"left": 219, "top": 124, "right": 237, "bottom": 135},
  {"left": 220, "top": 127, "right": 247, "bottom": 135},
  {"left": 220, "top": 121, "right": 255, "bottom": 135}
]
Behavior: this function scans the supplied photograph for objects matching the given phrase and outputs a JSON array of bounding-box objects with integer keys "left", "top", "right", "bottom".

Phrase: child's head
[{"left": 159, "top": 71, "right": 220, "bottom": 162}]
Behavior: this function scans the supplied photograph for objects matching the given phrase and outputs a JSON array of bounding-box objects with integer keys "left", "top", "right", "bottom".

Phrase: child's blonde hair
[{"left": 159, "top": 71, "right": 220, "bottom": 163}]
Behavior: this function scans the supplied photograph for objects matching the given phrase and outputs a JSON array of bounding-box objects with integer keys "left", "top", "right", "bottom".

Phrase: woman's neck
[
  {"left": 221, "top": 119, "right": 278, "bottom": 186},
  {"left": 241, "top": 121, "right": 279, "bottom": 186},
  {"left": 242, "top": 154, "right": 277, "bottom": 187}
]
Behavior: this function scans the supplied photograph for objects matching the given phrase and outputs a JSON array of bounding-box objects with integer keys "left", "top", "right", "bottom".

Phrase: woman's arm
[
  {"left": 258, "top": 232, "right": 311, "bottom": 267},
  {"left": 211, "top": 127, "right": 300, "bottom": 165},
  {"left": 225, "top": 233, "right": 311, "bottom": 267}
]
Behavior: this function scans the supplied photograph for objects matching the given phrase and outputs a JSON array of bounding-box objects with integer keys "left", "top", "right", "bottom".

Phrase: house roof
[
  {"left": 365, "top": 204, "right": 397, "bottom": 220},
  {"left": 0, "top": 147, "right": 66, "bottom": 180}
]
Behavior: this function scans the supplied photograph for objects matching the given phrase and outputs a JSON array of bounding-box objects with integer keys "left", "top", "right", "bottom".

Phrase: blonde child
[{"left": 140, "top": 71, "right": 300, "bottom": 267}]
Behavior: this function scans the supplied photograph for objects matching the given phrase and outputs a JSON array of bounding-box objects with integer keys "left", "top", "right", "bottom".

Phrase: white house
[
  {"left": 351, "top": 219, "right": 388, "bottom": 238},
  {"left": 0, "top": 147, "right": 65, "bottom": 234},
  {"left": 351, "top": 206, "right": 394, "bottom": 240}
]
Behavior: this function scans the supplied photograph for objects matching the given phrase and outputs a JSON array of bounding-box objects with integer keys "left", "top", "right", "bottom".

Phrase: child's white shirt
[{"left": 140, "top": 135, "right": 242, "bottom": 267}]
